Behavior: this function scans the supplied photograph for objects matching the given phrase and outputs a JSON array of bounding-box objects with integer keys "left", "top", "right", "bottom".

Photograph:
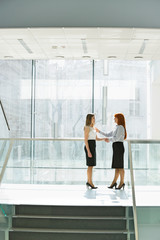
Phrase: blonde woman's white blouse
[{"left": 86, "top": 126, "right": 97, "bottom": 140}]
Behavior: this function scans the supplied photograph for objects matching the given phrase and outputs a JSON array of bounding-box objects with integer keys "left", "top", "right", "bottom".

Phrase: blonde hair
[{"left": 84, "top": 114, "right": 95, "bottom": 130}]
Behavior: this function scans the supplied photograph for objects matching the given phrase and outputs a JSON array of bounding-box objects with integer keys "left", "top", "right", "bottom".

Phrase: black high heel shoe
[
  {"left": 116, "top": 183, "right": 125, "bottom": 190},
  {"left": 108, "top": 182, "right": 117, "bottom": 189},
  {"left": 86, "top": 182, "right": 98, "bottom": 189}
]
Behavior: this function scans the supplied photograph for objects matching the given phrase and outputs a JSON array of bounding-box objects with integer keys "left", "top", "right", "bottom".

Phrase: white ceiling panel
[
  {"left": 151, "top": 55, "right": 160, "bottom": 60},
  {"left": 64, "top": 28, "right": 98, "bottom": 39},
  {"left": 133, "top": 29, "right": 160, "bottom": 40},
  {"left": 0, "top": 27, "right": 160, "bottom": 60},
  {"left": 98, "top": 28, "right": 133, "bottom": 39},
  {"left": 30, "top": 28, "right": 65, "bottom": 38}
]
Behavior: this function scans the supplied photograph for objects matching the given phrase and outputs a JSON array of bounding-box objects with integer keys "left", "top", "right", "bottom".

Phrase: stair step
[
  {"left": 12, "top": 217, "right": 127, "bottom": 230},
  {"left": 11, "top": 228, "right": 128, "bottom": 233},
  {"left": 13, "top": 215, "right": 128, "bottom": 220},
  {"left": 9, "top": 229, "right": 128, "bottom": 240},
  {"left": 15, "top": 205, "right": 126, "bottom": 217},
  {"left": 10, "top": 205, "right": 134, "bottom": 240}
]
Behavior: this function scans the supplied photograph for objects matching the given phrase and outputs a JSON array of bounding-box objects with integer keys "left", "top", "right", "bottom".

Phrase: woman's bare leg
[
  {"left": 87, "top": 166, "right": 94, "bottom": 185},
  {"left": 119, "top": 169, "right": 125, "bottom": 187},
  {"left": 110, "top": 169, "right": 120, "bottom": 187}
]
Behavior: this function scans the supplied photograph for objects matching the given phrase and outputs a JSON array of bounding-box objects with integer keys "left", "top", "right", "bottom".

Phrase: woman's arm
[
  {"left": 95, "top": 127, "right": 113, "bottom": 137},
  {"left": 99, "top": 130, "right": 113, "bottom": 137},
  {"left": 84, "top": 126, "right": 92, "bottom": 157},
  {"left": 96, "top": 136, "right": 105, "bottom": 141}
]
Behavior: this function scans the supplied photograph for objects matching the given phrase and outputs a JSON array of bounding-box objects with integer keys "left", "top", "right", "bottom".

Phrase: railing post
[
  {"left": 0, "top": 140, "right": 14, "bottom": 185},
  {"left": 0, "top": 140, "right": 7, "bottom": 159},
  {"left": 128, "top": 140, "right": 139, "bottom": 240}
]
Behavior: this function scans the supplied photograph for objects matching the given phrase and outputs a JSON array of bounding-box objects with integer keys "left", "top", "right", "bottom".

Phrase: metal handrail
[
  {"left": 0, "top": 140, "right": 14, "bottom": 185},
  {"left": 0, "top": 140, "right": 14, "bottom": 184},
  {"left": 0, "top": 100, "right": 10, "bottom": 131},
  {"left": 0, "top": 138, "right": 84, "bottom": 141},
  {"left": 128, "top": 140, "right": 139, "bottom": 240},
  {"left": 129, "top": 139, "right": 160, "bottom": 144},
  {"left": 0, "top": 137, "right": 160, "bottom": 142}
]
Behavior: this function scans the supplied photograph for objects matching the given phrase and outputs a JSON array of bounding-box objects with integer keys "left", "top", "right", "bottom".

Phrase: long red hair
[{"left": 114, "top": 113, "right": 127, "bottom": 140}]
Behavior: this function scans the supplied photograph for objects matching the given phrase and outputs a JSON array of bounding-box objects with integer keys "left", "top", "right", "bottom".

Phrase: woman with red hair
[{"left": 96, "top": 113, "right": 127, "bottom": 190}]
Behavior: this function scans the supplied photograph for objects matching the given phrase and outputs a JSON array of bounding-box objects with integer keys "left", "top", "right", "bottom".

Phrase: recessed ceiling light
[
  {"left": 82, "top": 56, "right": 90, "bottom": 58},
  {"left": 56, "top": 56, "right": 64, "bottom": 58},
  {"left": 134, "top": 56, "right": 143, "bottom": 59},
  {"left": 108, "top": 56, "right": 117, "bottom": 58},
  {"left": 4, "top": 56, "right": 13, "bottom": 58}
]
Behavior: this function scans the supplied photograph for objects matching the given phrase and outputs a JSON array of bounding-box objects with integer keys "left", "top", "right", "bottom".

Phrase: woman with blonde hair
[
  {"left": 96, "top": 113, "right": 127, "bottom": 190},
  {"left": 84, "top": 113, "right": 105, "bottom": 189}
]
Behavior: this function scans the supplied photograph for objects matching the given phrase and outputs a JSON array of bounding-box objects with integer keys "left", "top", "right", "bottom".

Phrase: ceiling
[{"left": 0, "top": 27, "right": 160, "bottom": 60}]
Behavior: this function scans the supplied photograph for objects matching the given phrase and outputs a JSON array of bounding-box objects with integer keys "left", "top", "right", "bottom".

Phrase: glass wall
[
  {"left": 0, "top": 60, "right": 32, "bottom": 138},
  {"left": 0, "top": 59, "right": 149, "bottom": 139},
  {"left": 94, "top": 60, "right": 148, "bottom": 139},
  {"left": 94, "top": 60, "right": 149, "bottom": 168},
  {"left": 0, "top": 60, "right": 150, "bottom": 184},
  {"left": 35, "top": 60, "right": 92, "bottom": 138}
]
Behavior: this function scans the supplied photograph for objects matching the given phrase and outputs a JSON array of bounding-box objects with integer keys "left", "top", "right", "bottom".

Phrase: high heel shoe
[
  {"left": 86, "top": 182, "right": 98, "bottom": 189},
  {"left": 108, "top": 182, "right": 117, "bottom": 189},
  {"left": 116, "top": 183, "right": 125, "bottom": 190}
]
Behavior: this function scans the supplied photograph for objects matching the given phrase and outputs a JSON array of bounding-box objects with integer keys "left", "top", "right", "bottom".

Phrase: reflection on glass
[
  {"left": 0, "top": 60, "right": 32, "bottom": 138},
  {"left": 131, "top": 143, "right": 160, "bottom": 185},
  {"left": 35, "top": 60, "right": 92, "bottom": 138},
  {"left": 94, "top": 60, "right": 148, "bottom": 140}
]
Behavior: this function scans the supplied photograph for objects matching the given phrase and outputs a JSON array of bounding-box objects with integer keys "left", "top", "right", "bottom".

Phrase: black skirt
[
  {"left": 84, "top": 140, "right": 96, "bottom": 166},
  {"left": 112, "top": 142, "right": 124, "bottom": 169}
]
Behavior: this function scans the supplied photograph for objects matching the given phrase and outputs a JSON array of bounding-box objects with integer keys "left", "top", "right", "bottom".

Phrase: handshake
[
  {"left": 95, "top": 127, "right": 110, "bottom": 143},
  {"left": 104, "top": 138, "right": 110, "bottom": 143}
]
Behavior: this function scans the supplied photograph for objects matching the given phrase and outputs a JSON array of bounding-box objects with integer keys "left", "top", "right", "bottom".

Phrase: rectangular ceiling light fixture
[
  {"left": 81, "top": 39, "right": 88, "bottom": 54},
  {"left": 139, "top": 39, "right": 148, "bottom": 54},
  {"left": 18, "top": 39, "right": 33, "bottom": 54}
]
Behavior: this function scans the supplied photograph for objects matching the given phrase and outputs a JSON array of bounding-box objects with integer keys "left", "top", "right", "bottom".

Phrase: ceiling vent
[{"left": 52, "top": 46, "right": 58, "bottom": 49}]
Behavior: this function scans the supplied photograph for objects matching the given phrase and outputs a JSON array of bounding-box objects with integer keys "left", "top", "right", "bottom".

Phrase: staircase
[{"left": 9, "top": 205, "right": 135, "bottom": 240}]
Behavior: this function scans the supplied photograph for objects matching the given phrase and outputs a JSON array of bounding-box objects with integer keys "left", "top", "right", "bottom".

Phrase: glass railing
[
  {"left": 130, "top": 140, "right": 160, "bottom": 187},
  {"left": 129, "top": 140, "right": 160, "bottom": 240},
  {"left": 3, "top": 138, "right": 160, "bottom": 240},
  {"left": 0, "top": 204, "right": 12, "bottom": 240},
  {"left": 0, "top": 138, "right": 139, "bottom": 239},
  {"left": 0, "top": 138, "right": 131, "bottom": 185}
]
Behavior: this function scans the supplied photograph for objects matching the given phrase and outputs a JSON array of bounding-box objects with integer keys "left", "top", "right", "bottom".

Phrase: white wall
[{"left": 150, "top": 61, "right": 160, "bottom": 139}]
